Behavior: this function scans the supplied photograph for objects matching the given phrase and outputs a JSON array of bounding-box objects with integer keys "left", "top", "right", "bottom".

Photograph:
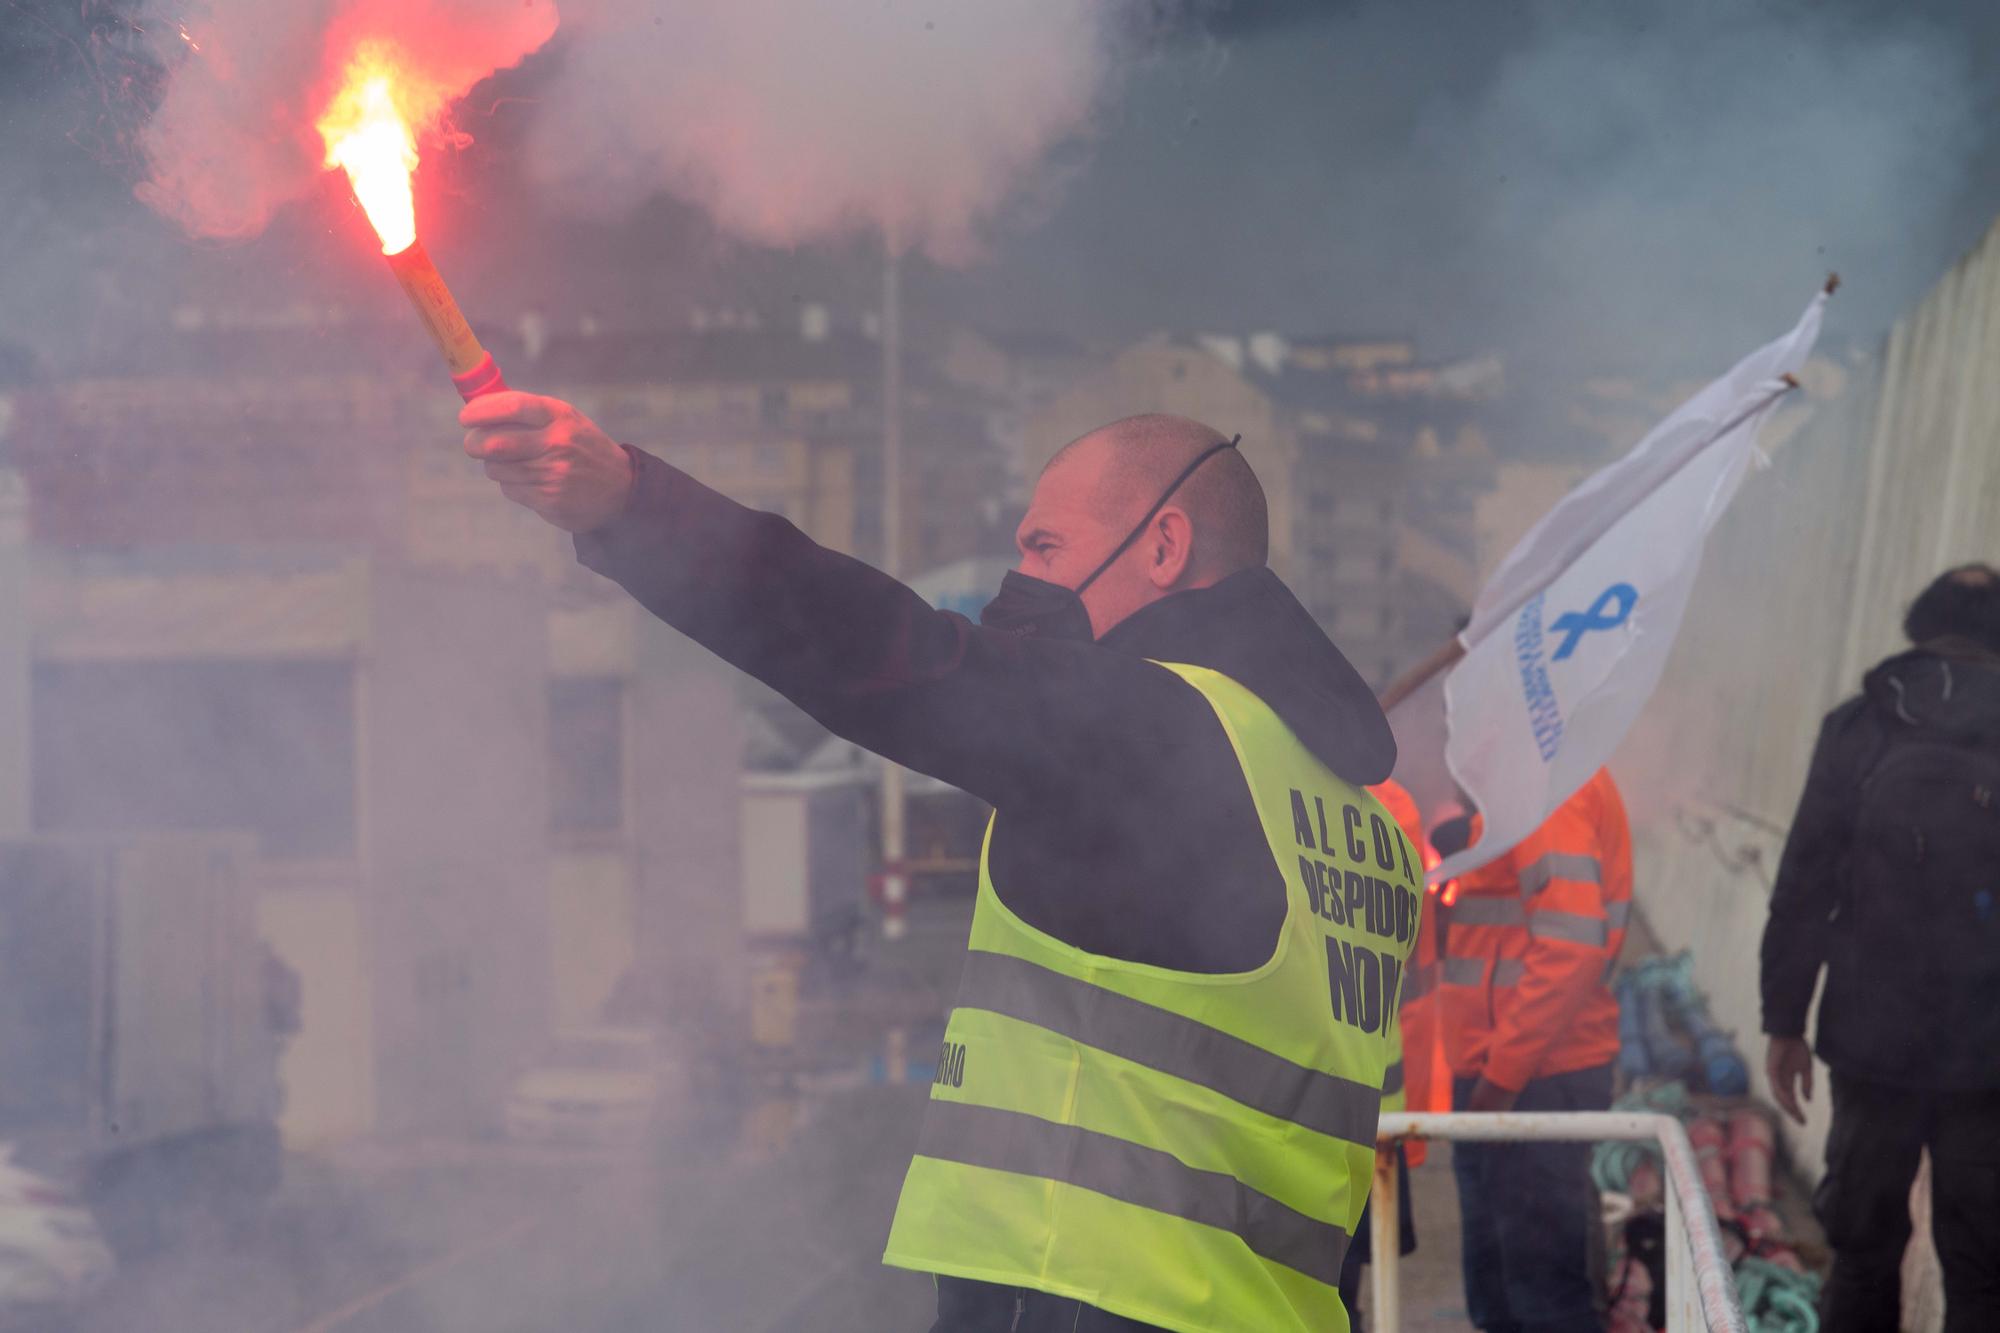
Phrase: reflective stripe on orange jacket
[
  {"left": 1368, "top": 781, "right": 1451, "bottom": 1157},
  {"left": 1438, "top": 768, "right": 1631, "bottom": 1091}
]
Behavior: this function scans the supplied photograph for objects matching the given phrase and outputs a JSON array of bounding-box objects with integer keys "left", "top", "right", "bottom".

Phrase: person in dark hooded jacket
[
  {"left": 1761, "top": 562, "right": 2000, "bottom": 1333},
  {"left": 461, "top": 394, "right": 1404, "bottom": 1333}
]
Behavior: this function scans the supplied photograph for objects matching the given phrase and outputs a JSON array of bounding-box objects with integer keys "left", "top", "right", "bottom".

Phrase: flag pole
[
  {"left": 879, "top": 230, "right": 908, "bottom": 941},
  {"left": 1378, "top": 638, "right": 1466, "bottom": 712}
]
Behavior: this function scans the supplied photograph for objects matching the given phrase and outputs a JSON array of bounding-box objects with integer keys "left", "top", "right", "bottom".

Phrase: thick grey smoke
[
  {"left": 134, "top": 0, "right": 558, "bottom": 239},
  {"left": 958, "top": 0, "right": 1986, "bottom": 376},
  {"left": 1422, "top": 0, "right": 1981, "bottom": 368},
  {"left": 523, "top": 1, "right": 1142, "bottom": 263}
]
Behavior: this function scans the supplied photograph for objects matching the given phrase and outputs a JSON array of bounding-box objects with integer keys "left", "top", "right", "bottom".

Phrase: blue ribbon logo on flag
[{"left": 1550, "top": 583, "right": 1638, "bottom": 661}]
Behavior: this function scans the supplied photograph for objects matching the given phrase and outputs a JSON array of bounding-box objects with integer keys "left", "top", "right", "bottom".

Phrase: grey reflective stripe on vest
[
  {"left": 919, "top": 1100, "right": 1351, "bottom": 1288},
  {"left": 1442, "top": 956, "right": 1527, "bottom": 987},
  {"left": 1517, "top": 853, "right": 1603, "bottom": 897},
  {"left": 1442, "top": 956, "right": 1487, "bottom": 987},
  {"left": 1382, "top": 1060, "right": 1405, "bottom": 1097},
  {"left": 1528, "top": 910, "right": 1609, "bottom": 948},
  {"left": 954, "top": 950, "right": 1380, "bottom": 1147},
  {"left": 1449, "top": 896, "right": 1527, "bottom": 927},
  {"left": 1606, "top": 900, "right": 1631, "bottom": 930},
  {"left": 1402, "top": 962, "right": 1440, "bottom": 1004}
]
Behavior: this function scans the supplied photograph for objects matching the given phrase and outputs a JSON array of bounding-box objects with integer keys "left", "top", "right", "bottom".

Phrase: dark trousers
[
  {"left": 1816, "top": 1073, "right": 2000, "bottom": 1333},
  {"left": 1451, "top": 1064, "right": 1612, "bottom": 1333}
]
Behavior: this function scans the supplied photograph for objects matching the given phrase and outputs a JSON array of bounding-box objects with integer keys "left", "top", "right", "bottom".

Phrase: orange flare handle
[
  {"left": 451, "top": 353, "right": 509, "bottom": 402},
  {"left": 382, "top": 240, "right": 507, "bottom": 398}
]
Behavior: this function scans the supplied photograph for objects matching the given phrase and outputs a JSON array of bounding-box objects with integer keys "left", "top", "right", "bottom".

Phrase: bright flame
[{"left": 317, "top": 46, "right": 434, "bottom": 255}]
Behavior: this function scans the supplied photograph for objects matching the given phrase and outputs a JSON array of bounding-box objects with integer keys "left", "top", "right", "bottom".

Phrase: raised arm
[{"left": 461, "top": 392, "right": 1215, "bottom": 811}]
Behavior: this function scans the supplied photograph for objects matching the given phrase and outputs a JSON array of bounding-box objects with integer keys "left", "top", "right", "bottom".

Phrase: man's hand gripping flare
[{"left": 461, "top": 392, "right": 635, "bottom": 534}]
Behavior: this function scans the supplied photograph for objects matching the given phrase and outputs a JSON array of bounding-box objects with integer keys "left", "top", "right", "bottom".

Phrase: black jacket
[
  {"left": 1760, "top": 639, "right": 2000, "bottom": 1087},
  {"left": 579, "top": 448, "right": 1395, "bottom": 1333},
  {"left": 576, "top": 446, "right": 1394, "bottom": 975}
]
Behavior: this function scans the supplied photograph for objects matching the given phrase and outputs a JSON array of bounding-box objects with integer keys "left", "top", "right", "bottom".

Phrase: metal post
[
  {"left": 1835, "top": 324, "right": 1904, "bottom": 685},
  {"left": 1666, "top": 1162, "right": 1694, "bottom": 1333},
  {"left": 879, "top": 241, "right": 908, "bottom": 940},
  {"left": 0, "top": 468, "right": 26, "bottom": 835},
  {"left": 1376, "top": 1112, "right": 1748, "bottom": 1333},
  {"left": 1369, "top": 1146, "right": 1402, "bottom": 1333}
]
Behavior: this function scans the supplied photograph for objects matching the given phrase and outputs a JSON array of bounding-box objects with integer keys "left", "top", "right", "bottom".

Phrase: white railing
[{"left": 1371, "top": 1112, "right": 1745, "bottom": 1333}]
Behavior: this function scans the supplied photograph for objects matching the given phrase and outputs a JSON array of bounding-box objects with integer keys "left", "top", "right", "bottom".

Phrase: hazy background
[
  {"left": 3, "top": 3, "right": 1999, "bottom": 1329},
  {"left": 5, "top": 0, "right": 2000, "bottom": 392}
]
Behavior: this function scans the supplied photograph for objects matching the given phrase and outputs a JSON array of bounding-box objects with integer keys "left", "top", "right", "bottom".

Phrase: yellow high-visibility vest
[{"left": 884, "top": 662, "right": 1422, "bottom": 1333}]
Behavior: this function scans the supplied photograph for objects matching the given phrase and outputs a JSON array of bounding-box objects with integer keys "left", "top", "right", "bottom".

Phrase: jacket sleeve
[
  {"left": 1371, "top": 784, "right": 1425, "bottom": 1117},
  {"left": 1759, "top": 706, "right": 1865, "bottom": 1038},
  {"left": 1401, "top": 889, "right": 1446, "bottom": 1118},
  {"left": 572, "top": 447, "right": 1218, "bottom": 813},
  {"left": 1481, "top": 790, "right": 1628, "bottom": 1092}
]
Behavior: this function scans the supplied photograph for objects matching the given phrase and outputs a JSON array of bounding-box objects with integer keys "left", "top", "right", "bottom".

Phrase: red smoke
[{"left": 138, "top": 0, "right": 558, "bottom": 240}]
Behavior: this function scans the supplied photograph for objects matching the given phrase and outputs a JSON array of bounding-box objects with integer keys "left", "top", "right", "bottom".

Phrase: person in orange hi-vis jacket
[
  {"left": 1371, "top": 782, "right": 1454, "bottom": 1139},
  {"left": 1337, "top": 779, "right": 1433, "bottom": 1332},
  {"left": 1439, "top": 767, "right": 1632, "bottom": 1333}
]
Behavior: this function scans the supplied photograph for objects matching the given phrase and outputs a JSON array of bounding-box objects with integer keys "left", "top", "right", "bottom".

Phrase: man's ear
[{"left": 1148, "top": 507, "right": 1194, "bottom": 588}]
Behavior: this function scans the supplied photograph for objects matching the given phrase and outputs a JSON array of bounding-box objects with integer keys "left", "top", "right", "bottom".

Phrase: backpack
[{"left": 1835, "top": 712, "right": 2000, "bottom": 1086}]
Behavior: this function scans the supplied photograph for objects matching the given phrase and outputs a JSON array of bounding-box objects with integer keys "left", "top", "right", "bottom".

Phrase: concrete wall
[
  {"left": 628, "top": 621, "right": 744, "bottom": 1041},
  {"left": 261, "top": 886, "right": 374, "bottom": 1148},
  {"left": 361, "top": 561, "right": 552, "bottom": 1137},
  {"left": 1624, "top": 217, "right": 2000, "bottom": 1187},
  {"left": 548, "top": 849, "right": 636, "bottom": 1028},
  {"left": 14, "top": 535, "right": 745, "bottom": 1143}
]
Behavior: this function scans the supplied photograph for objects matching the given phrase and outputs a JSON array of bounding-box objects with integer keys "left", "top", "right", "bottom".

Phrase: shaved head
[{"left": 1045, "top": 414, "right": 1270, "bottom": 576}]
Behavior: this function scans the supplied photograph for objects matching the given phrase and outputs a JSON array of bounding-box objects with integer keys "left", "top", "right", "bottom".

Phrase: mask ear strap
[{"left": 1075, "top": 435, "right": 1241, "bottom": 595}]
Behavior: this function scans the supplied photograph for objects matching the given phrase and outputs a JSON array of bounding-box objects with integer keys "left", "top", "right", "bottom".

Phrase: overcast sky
[
  {"left": 6, "top": 0, "right": 2000, "bottom": 388},
  {"left": 943, "top": 0, "right": 2000, "bottom": 375}
]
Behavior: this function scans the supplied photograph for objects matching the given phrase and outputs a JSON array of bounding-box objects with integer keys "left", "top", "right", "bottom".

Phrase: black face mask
[{"left": 979, "top": 434, "right": 1240, "bottom": 641}]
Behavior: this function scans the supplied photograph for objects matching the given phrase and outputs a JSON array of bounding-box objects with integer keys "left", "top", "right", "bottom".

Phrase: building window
[
  {"left": 549, "top": 677, "right": 624, "bottom": 835},
  {"left": 760, "top": 386, "right": 789, "bottom": 421},
  {"left": 33, "top": 660, "right": 356, "bottom": 860}
]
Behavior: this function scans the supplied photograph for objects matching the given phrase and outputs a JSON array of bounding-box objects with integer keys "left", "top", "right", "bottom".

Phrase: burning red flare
[
  {"left": 317, "top": 44, "right": 440, "bottom": 254},
  {"left": 314, "top": 41, "right": 507, "bottom": 400},
  {"left": 136, "top": 1, "right": 557, "bottom": 241}
]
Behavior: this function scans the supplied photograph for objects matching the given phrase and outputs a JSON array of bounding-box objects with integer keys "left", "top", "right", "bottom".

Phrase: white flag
[{"left": 1432, "top": 291, "right": 1827, "bottom": 882}]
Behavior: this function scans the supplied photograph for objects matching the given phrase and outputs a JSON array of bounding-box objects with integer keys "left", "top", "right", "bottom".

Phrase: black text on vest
[
  {"left": 934, "top": 1040, "right": 967, "bottom": 1089},
  {"left": 1290, "top": 788, "right": 1416, "bottom": 1037},
  {"left": 1325, "top": 937, "right": 1404, "bottom": 1036},
  {"left": 1289, "top": 788, "right": 1420, "bottom": 947}
]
